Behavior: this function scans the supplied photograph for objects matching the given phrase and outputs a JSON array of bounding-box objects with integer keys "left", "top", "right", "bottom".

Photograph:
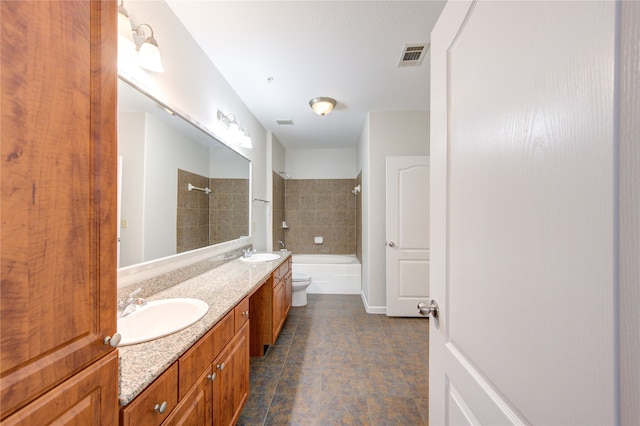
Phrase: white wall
[
  {"left": 285, "top": 149, "right": 357, "bottom": 179},
  {"left": 118, "top": 1, "right": 269, "bottom": 285},
  {"left": 144, "top": 113, "right": 211, "bottom": 262},
  {"left": 359, "top": 110, "right": 429, "bottom": 311},
  {"left": 271, "top": 133, "right": 285, "bottom": 175},
  {"left": 118, "top": 113, "right": 146, "bottom": 267}
]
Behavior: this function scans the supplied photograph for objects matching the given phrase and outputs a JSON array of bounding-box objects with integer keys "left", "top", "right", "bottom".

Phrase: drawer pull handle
[
  {"left": 207, "top": 372, "right": 217, "bottom": 381},
  {"left": 154, "top": 401, "right": 168, "bottom": 414},
  {"left": 217, "top": 363, "right": 225, "bottom": 370}
]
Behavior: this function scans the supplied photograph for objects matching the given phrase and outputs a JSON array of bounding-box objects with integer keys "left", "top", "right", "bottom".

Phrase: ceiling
[{"left": 165, "top": 1, "right": 446, "bottom": 150}]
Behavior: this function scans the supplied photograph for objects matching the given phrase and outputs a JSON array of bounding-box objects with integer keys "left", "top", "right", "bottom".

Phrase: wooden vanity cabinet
[
  {"left": 272, "top": 257, "right": 292, "bottom": 341},
  {"left": 1, "top": 0, "right": 118, "bottom": 423},
  {"left": 211, "top": 321, "right": 250, "bottom": 426},
  {"left": 120, "top": 364, "right": 179, "bottom": 426},
  {"left": 161, "top": 368, "right": 212, "bottom": 426},
  {"left": 121, "top": 297, "right": 250, "bottom": 426},
  {"left": 248, "top": 257, "right": 293, "bottom": 357},
  {"left": 1, "top": 352, "right": 119, "bottom": 426}
]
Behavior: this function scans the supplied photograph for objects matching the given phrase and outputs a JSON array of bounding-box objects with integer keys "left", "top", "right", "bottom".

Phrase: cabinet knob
[
  {"left": 207, "top": 372, "right": 217, "bottom": 381},
  {"left": 217, "top": 363, "right": 225, "bottom": 370},
  {"left": 153, "top": 401, "right": 168, "bottom": 414},
  {"left": 103, "top": 333, "right": 121, "bottom": 347},
  {"left": 242, "top": 311, "right": 249, "bottom": 317}
]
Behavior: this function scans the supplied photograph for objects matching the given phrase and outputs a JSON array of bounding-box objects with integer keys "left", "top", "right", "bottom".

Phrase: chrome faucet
[
  {"left": 243, "top": 248, "right": 256, "bottom": 258},
  {"left": 278, "top": 240, "right": 286, "bottom": 250},
  {"left": 117, "top": 288, "right": 147, "bottom": 319}
]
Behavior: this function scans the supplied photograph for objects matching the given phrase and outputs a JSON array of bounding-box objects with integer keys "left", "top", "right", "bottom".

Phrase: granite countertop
[{"left": 118, "top": 251, "right": 290, "bottom": 406}]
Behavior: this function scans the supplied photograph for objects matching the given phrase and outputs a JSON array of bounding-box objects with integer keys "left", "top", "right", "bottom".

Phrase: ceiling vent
[
  {"left": 276, "top": 119, "right": 294, "bottom": 125},
  {"left": 398, "top": 43, "right": 429, "bottom": 67}
]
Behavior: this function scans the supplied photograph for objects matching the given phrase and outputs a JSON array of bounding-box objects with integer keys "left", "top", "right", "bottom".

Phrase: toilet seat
[{"left": 293, "top": 272, "right": 311, "bottom": 282}]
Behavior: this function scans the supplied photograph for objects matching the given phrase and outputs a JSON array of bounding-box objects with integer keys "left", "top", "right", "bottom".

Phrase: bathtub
[{"left": 292, "top": 254, "right": 361, "bottom": 295}]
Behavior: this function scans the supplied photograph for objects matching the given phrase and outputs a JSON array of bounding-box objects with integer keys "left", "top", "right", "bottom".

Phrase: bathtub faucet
[{"left": 278, "top": 240, "right": 286, "bottom": 250}]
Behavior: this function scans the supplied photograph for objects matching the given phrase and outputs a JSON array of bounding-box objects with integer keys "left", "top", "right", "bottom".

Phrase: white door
[
  {"left": 429, "top": 1, "right": 618, "bottom": 425},
  {"left": 386, "top": 156, "right": 429, "bottom": 317}
]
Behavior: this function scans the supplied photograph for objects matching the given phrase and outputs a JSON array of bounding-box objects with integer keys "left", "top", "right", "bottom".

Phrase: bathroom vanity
[{"left": 118, "top": 253, "right": 292, "bottom": 425}]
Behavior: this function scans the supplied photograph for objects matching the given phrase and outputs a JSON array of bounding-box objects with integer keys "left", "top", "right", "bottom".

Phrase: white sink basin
[
  {"left": 117, "top": 298, "right": 209, "bottom": 346},
  {"left": 239, "top": 252, "right": 281, "bottom": 263}
]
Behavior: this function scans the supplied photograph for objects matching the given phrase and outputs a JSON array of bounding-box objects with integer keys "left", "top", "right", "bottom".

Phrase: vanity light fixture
[
  {"left": 309, "top": 97, "right": 336, "bottom": 116},
  {"left": 117, "top": 0, "right": 135, "bottom": 50},
  {"left": 133, "top": 24, "right": 164, "bottom": 73},
  {"left": 117, "top": 1, "right": 164, "bottom": 73},
  {"left": 217, "top": 111, "right": 253, "bottom": 149}
]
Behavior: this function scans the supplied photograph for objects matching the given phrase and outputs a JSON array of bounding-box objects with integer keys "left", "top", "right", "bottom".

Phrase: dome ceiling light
[{"left": 309, "top": 97, "right": 336, "bottom": 116}]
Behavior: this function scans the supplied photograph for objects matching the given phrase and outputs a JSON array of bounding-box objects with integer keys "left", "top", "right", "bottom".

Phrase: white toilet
[{"left": 292, "top": 272, "right": 312, "bottom": 307}]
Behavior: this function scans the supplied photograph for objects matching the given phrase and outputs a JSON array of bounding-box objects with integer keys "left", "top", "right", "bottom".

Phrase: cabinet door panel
[
  {"left": 1, "top": 352, "right": 119, "bottom": 426},
  {"left": 272, "top": 280, "right": 285, "bottom": 340},
  {"left": 212, "top": 322, "right": 249, "bottom": 426},
  {"left": 162, "top": 368, "right": 212, "bottom": 426},
  {"left": 0, "top": 0, "right": 117, "bottom": 418},
  {"left": 284, "top": 271, "right": 292, "bottom": 317}
]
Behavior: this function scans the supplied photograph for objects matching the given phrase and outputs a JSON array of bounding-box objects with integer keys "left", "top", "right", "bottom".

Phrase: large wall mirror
[{"left": 117, "top": 77, "right": 251, "bottom": 269}]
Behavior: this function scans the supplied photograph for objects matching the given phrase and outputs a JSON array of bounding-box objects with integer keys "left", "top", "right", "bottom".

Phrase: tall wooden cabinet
[{"left": 1, "top": 0, "right": 119, "bottom": 423}]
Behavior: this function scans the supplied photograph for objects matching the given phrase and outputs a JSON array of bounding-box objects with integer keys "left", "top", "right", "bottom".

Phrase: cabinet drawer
[
  {"left": 274, "top": 259, "right": 290, "bottom": 282},
  {"left": 178, "top": 310, "right": 234, "bottom": 399},
  {"left": 121, "top": 363, "right": 178, "bottom": 426},
  {"left": 234, "top": 297, "right": 250, "bottom": 332},
  {"left": 212, "top": 311, "right": 235, "bottom": 363}
]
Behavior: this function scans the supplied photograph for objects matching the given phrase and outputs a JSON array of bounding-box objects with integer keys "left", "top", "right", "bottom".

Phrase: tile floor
[{"left": 237, "top": 294, "right": 429, "bottom": 425}]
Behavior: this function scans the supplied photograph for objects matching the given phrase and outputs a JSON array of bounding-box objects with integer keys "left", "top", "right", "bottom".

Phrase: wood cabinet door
[
  {"left": 212, "top": 322, "right": 250, "bottom": 426},
  {"left": 284, "top": 271, "right": 292, "bottom": 317},
  {"left": 272, "top": 280, "right": 285, "bottom": 341},
  {"left": 0, "top": 0, "right": 117, "bottom": 419},
  {"left": 162, "top": 368, "right": 212, "bottom": 426},
  {"left": 1, "top": 352, "right": 119, "bottom": 426}
]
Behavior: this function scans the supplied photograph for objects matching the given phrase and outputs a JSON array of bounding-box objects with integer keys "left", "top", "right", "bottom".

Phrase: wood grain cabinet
[
  {"left": 272, "top": 257, "right": 292, "bottom": 341},
  {"left": 120, "top": 298, "right": 250, "bottom": 426},
  {"left": 211, "top": 321, "right": 249, "bottom": 426},
  {"left": 1, "top": 0, "right": 118, "bottom": 423},
  {"left": 248, "top": 257, "right": 293, "bottom": 357}
]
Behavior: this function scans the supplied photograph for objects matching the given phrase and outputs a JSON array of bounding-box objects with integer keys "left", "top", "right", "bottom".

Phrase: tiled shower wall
[
  {"left": 272, "top": 172, "right": 286, "bottom": 251},
  {"left": 177, "top": 169, "right": 210, "bottom": 253},
  {"left": 283, "top": 179, "right": 357, "bottom": 254},
  {"left": 177, "top": 170, "right": 249, "bottom": 253},
  {"left": 209, "top": 178, "right": 249, "bottom": 245}
]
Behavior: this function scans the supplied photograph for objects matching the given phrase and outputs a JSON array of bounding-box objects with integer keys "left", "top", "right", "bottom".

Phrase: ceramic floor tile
[
  {"left": 236, "top": 391, "right": 272, "bottom": 425},
  {"left": 313, "top": 395, "right": 371, "bottom": 426},
  {"left": 265, "top": 392, "right": 323, "bottom": 425},
  {"left": 240, "top": 294, "right": 430, "bottom": 425},
  {"left": 367, "top": 396, "right": 426, "bottom": 426}
]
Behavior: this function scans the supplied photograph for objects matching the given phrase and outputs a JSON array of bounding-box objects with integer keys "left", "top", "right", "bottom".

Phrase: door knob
[
  {"left": 417, "top": 300, "right": 439, "bottom": 319},
  {"left": 103, "top": 333, "right": 121, "bottom": 347},
  {"left": 387, "top": 241, "right": 396, "bottom": 247}
]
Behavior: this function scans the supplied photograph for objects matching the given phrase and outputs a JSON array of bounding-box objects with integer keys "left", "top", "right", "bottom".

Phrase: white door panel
[
  {"left": 430, "top": 1, "right": 617, "bottom": 424},
  {"left": 386, "top": 156, "right": 430, "bottom": 317}
]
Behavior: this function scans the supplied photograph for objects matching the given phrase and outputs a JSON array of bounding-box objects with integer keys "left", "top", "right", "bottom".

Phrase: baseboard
[{"left": 360, "top": 291, "right": 386, "bottom": 314}]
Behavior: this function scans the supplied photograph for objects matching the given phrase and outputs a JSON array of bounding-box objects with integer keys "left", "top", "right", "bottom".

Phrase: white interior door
[
  {"left": 386, "top": 156, "right": 429, "bottom": 317},
  {"left": 429, "top": 1, "right": 618, "bottom": 424}
]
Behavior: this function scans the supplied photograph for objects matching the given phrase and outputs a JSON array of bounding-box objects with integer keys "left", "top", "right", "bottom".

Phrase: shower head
[{"left": 352, "top": 185, "right": 361, "bottom": 195}]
